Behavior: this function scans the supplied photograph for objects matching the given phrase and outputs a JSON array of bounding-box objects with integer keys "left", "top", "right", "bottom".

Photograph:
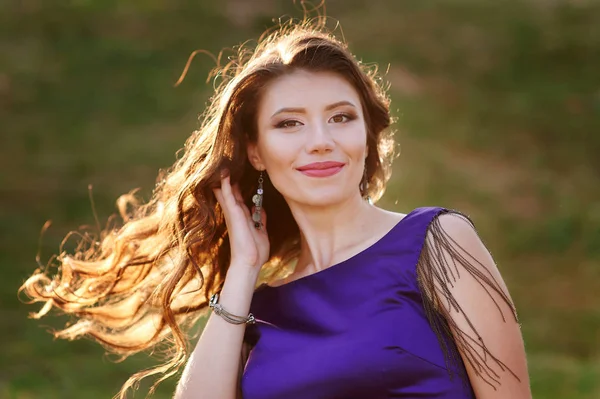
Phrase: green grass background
[{"left": 1, "top": 0, "right": 599, "bottom": 398}]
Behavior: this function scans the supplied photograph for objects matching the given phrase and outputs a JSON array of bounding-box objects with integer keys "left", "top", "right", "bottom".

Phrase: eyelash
[{"left": 275, "top": 112, "right": 357, "bottom": 129}]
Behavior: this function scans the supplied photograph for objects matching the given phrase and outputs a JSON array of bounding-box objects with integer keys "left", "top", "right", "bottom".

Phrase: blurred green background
[{"left": 2, "top": 0, "right": 599, "bottom": 398}]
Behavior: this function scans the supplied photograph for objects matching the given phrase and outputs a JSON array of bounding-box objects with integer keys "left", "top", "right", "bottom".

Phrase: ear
[{"left": 247, "top": 142, "right": 265, "bottom": 171}]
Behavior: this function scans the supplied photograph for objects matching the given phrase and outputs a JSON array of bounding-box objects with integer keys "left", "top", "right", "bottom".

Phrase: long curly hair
[{"left": 20, "top": 15, "right": 396, "bottom": 399}]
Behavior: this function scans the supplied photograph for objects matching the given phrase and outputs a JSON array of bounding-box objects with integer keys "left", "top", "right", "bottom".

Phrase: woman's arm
[
  {"left": 422, "top": 212, "right": 532, "bottom": 399},
  {"left": 174, "top": 263, "right": 259, "bottom": 399}
]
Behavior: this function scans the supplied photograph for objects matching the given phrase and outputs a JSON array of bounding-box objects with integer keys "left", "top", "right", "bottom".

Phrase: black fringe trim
[{"left": 416, "top": 209, "right": 521, "bottom": 390}]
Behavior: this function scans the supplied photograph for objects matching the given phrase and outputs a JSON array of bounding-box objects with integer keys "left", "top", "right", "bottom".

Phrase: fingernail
[{"left": 220, "top": 169, "right": 229, "bottom": 179}]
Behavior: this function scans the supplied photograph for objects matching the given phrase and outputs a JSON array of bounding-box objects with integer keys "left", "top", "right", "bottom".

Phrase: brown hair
[{"left": 19, "top": 15, "right": 395, "bottom": 398}]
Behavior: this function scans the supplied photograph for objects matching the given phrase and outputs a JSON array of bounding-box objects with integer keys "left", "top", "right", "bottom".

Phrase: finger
[
  {"left": 213, "top": 187, "right": 231, "bottom": 217},
  {"left": 240, "top": 203, "right": 252, "bottom": 219},
  {"left": 235, "top": 198, "right": 251, "bottom": 219},
  {"left": 219, "top": 175, "right": 236, "bottom": 208},
  {"left": 245, "top": 209, "right": 257, "bottom": 233},
  {"left": 224, "top": 182, "right": 247, "bottom": 216},
  {"left": 232, "top": 183, "right": 244, "bottom": 204},
  {"left": 227, "top": 182, "right": 251, "bottom": 217},
  {"left": 212, "top": 187, "right": 223, "bottom": 205}
]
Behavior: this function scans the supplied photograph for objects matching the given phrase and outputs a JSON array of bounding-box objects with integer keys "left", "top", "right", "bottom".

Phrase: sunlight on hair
[{"left": 19, "top": 3, "right": 397, "bottom": 398}]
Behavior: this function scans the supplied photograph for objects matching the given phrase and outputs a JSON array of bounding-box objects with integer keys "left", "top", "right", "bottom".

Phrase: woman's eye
[
  {"left": 276, "top": 120, "right": 302, "bottom": 129},
  {"left": 330, "top": 113, "right": 353, "bottom": 123}
]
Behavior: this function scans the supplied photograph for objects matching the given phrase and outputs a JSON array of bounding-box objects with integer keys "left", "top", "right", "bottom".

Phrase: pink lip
[
  {"left": 296, "top": 161, "right": 346, "bottom": 171},
  {"left": 296, "top": 161, "right": 345, "bottom": 178},
  {"left": 299, "top": 166, "right": 344, "bottom": 177}
]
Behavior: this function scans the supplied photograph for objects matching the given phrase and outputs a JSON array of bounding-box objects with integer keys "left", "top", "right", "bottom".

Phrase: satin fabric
[{"left": 241, "top": 207, "right": 475, "bottom": 398}]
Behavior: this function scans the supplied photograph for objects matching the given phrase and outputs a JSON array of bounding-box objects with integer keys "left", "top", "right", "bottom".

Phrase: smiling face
[{"left": 247, "top": 69, "right": 369, "bottom": 207}]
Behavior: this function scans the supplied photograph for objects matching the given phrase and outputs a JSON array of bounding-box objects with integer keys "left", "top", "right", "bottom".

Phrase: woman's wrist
[
  {"left": 212, "top": 263, "right": 260, "bottom": 318},
  {"left": 226, "top": 261, "right": 261, "bottom": 284},
  {"left": 209, "top": 292, "right": 255, "bottom": 325}
]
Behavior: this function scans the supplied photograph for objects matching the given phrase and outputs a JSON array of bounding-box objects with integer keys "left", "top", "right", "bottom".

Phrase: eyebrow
[{"left": 270, "top": 100, "right": 357, "bottom": 118}]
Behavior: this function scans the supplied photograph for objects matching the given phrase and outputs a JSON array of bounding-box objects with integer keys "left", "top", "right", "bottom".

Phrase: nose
[{"left": 305, "top": 120, "right": 335, "bottom": 153}]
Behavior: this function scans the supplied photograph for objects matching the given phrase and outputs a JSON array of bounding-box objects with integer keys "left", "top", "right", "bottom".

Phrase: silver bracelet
[{"left": 209, "top": 293, "right": 256, "bottom": 325}]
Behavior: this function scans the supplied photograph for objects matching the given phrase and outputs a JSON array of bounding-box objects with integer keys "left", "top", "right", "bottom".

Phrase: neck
[{"left": 286, "top": 193, "right": 383, "bottom": 277}]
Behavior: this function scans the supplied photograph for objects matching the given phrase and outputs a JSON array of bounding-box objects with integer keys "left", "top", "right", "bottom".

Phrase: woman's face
[{"left": 248, "top": 69, "right": 368, "bottom": 207}]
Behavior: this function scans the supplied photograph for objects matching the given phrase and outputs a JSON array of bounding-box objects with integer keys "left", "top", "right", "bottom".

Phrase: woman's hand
[{"left": 212, "top": 172, "right": 270, "bottom": 271}]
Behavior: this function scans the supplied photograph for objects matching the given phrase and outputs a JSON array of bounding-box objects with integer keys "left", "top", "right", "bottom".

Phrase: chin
[{"left": 301, "top": 191, "right": 352, "bottom": 207}]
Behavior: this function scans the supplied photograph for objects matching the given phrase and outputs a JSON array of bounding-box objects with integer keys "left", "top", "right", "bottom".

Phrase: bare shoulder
[
  {"left": 374, "top": 208, "right": 409, "bottom": 225},
  {"left": 435, "top": 209, "right": 475, "bottom": 229},
  {"left": 430, "top": 211, "right": 482, "bottom": 249},
  {"left": 419, "top": 209, "right": 532, "bottom": 398},
  {"left": 423, "top": 209, "right": 515, "bottom": 318}
]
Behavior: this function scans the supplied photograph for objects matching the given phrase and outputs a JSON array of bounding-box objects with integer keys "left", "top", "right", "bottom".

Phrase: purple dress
[{"left": 241, "top": 207, "right": 476, "bottom": 398}]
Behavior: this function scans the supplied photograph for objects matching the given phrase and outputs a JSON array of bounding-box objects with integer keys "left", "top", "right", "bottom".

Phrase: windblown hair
[{"left": 19, "top": 16, "right": 396, "bottom": 398}]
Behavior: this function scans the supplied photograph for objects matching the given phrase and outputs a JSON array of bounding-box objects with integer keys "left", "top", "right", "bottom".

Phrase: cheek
[
  {"left": 341, "top": 125, "right": 369, "bottom": 155},
  {"left": 258, "top": 135, "right": 297, "bottom": 168}
]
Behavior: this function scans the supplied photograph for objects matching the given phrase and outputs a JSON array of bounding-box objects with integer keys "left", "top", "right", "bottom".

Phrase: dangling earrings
[
  {"left": 360, "top": 163, "right": 373, "bottom": 205},
  {"left": 252, "top": 170, "right": 264, "bottom": 230}
]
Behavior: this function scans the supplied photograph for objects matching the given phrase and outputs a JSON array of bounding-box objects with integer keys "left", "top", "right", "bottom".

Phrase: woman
[{"left": 21, "top": 16, "right": 531, "bottom": 399}]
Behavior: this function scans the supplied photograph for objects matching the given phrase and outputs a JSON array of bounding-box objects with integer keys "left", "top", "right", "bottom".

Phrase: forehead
[{"left": 259, "top": 70, "right": 361, "bottom": 114}]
